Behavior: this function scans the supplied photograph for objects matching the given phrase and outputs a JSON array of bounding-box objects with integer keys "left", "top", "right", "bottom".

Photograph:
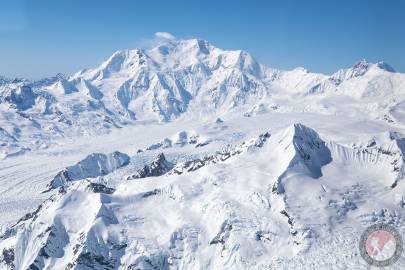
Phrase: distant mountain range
[
  {"left": 1, "top": 38, "right": 405, "bottom": 269},
  {"left": 0, "top": 38, "right": 404, "bottom": 158}
]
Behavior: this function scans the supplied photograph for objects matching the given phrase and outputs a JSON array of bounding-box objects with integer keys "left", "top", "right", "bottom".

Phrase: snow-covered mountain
[
  {"left": 1, "top": 37, "right": 405, "bottom": 269},
  {"left": 1, "top": 38, "right": 405, "bottom": 159},
  {"left": 71, "top": 39, "right": 271, "bottom": 121},
  {"left": 2, "top": 123, "right": 405, "bottom": 269}
]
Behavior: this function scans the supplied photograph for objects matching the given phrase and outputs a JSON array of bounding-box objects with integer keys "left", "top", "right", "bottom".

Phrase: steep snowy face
[
  {"left": 146, "top": 39, "right": 263, "bottom": 77},
  {"left": 283, "top": 123, "right": 332, "bottom": 177},
  {"left": 3, "top": 123, "right": 405, "bottom": 269},
  {"left": 291, "top": 59, "right": 404, "bottom": 99},
  {"left": 1, "top": 37, "right": 405, "bottom": 160},
  {"left": 333, "top": 59, "right": 372, "bottom": 81},
  {"left": 258, "top": 123, "right": 332, "bottom": 194},
  {"left": 273, "top": 67, "right": 328, "bottom": 94},
  {"left": 76, "top": 49, "right": 155, "bottom": 81},
  {"left": 307, "top": 59, "right": 404, "bottom": 97},
  {"left": 327, "top": 130, "right": 405, "bottom": 188},
  {"left": 336, "top": 67, "right": 404, "bottom": 101},
  {"left": 73, "top": 78, "right": 104, "bottom": 100},
  {"left": 10, "top": 182, "right": 114, "bottom": 270},
  {"left": 72, "top": 38, "right": 270, "bottom": 121},
  {"left": 0, "top": 76, "right": 130, "bottom": 159},
  {"left": 0, "top": 85, "right": 37, "bottom": 110},
  {"left": 332, "top": 59, "right": 396, "bottom": 83},
  {"left": 3, "top": 33, "right": 405, "bottom": 269},
  {"left": 48, "top": 151, "right": 130, "bottom": 190}
]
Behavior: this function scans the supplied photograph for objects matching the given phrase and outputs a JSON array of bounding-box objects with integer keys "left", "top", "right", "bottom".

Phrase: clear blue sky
[{"left": 1, "top": 0, "right": 404, "bottom": 79}]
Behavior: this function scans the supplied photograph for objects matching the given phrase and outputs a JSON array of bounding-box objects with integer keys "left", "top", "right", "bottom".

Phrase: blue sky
[{"left": 1, "top": 0, "right": 404, "bottom": 79}]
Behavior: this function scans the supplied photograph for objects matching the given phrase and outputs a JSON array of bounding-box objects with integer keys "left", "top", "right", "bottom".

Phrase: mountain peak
[
  {"left": 349, "top": 59, "right": 372, "bottom": 76},
  {"left": 330, "top": 59, "right": 396, "bottom": 82},
  {"left": 149, "top": 38, "right": 215, "bottom": 57},
  {"left": 181, "top": 38, "right": 213, "bottom": 55},
  {"left": 128, "top": 153, "right": 174, "bottom": 179},
  {"left": 352, "top": 59, "right": 370, "bottom": 68},
  {"left": 351, "top": 59, "right": 395, "bottom": 73}
]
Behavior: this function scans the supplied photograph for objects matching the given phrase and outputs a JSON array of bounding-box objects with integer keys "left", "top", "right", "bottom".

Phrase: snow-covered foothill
[{"left": 47, "top": 151, "right": 130, "bottom": 190}]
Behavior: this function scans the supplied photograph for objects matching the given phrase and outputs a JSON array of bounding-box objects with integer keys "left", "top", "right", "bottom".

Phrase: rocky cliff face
[{"left": 127, "top": 153, "right": 173, "bottom": 179}]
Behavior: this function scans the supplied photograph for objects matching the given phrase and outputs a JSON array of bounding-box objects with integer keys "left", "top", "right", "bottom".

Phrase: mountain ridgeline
[{"left": 0, "top": 38, "right": 404, "bottom": 159}]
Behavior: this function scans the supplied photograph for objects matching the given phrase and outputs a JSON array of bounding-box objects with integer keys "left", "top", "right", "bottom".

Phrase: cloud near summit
[{"left": 154, "top": 32, "right": 176, "bottom": 40}]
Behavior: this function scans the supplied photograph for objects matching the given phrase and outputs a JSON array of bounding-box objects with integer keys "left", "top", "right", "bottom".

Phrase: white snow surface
[
  {"left": 1, "top": 38, "right": 405, "bottom": 269},
  {"left": 48, "top": 151, "right": 130, "bottom": 190}
]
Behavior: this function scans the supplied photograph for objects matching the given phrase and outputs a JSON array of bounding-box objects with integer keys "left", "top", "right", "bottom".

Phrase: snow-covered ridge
[
  {"left": 3, "top": 34, "right": 405, "bottom": 269},
  {"left": 2, "top": 123, "right": 405, "bottom": 269},
  {"left": 327, "top": 130, "right": 405, "bottom": 188},
  {"left": 47, "top": 151, "right": 130, "bottom": 190},
  {"left": 169, "top": 131, "right": 271, "bottom": 175},
  {"left": 127, "top": 153, "right": 174, "bottom": 179},
  {"left": 1, "top": 37, "right": 404, "bottom": 160},
  {"left": 267, "top": 123, "right": 332, "bottom": 194}
]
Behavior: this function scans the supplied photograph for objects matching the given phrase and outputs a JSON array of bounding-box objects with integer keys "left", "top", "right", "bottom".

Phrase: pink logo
[{"left": 360, "top": 224, "right": 403, "bottom": 267}]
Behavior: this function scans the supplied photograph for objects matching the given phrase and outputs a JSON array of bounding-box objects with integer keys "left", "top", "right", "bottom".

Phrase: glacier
[{"left": 0, "top": 37, "right": 405, "bottom": 269}]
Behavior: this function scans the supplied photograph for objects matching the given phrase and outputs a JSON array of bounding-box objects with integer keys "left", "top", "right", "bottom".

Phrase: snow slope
[
  {"left": 1, "top": 38, "right": 405, "bottom": 159},
  {"left": 1, "top": 36, "right": 405, "bottom": 269},
  {"left": 48, "top": 151, "right": 130, "bottom": 190},
  {"left": 1, "top": 122, "right": 405, "bottom": 269}
]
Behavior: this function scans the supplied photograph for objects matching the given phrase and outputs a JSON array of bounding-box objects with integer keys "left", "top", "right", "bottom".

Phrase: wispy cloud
[
  {"left": 154, "top": 32, "right": 176, "bottom": 40},
  {"left": 134, "top": 32, "right": 177, "bottom": 50}
]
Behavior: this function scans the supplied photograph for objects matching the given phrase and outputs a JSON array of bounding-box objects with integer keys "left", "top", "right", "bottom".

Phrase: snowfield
[{"left": 1, "top": 38, "right": 405, "bottom": 269}]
